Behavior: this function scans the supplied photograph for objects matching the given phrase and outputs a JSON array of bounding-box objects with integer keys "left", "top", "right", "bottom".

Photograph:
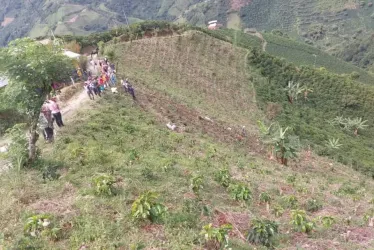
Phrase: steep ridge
[{"left": 1, "top": 28, "right": 374, "bottom": 249}]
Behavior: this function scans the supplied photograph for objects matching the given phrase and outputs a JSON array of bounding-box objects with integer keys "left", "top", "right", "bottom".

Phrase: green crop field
[{"left": 262, "top": 33, "right": 374, "bottom": 84}]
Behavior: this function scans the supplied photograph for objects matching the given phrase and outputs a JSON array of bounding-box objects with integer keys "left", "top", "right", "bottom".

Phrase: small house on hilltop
[{"left": 208, "top": 20, "right": 222, "bottom": 30}]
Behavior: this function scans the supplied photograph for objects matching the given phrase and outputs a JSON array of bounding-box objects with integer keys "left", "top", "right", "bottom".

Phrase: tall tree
[{"left": 0, "top": 38, "right": 73, "bottom": 165}]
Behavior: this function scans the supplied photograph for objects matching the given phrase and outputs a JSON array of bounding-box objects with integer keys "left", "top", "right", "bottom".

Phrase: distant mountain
[
  {"left": 0, "top": 0, "right": 229, "bottom": 46},
  {"left": 2, "top": 0, "right": 374, "bottom": 69}
]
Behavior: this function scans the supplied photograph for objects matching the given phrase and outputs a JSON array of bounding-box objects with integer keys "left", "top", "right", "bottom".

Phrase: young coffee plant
[
  {"left": 290, "top": 209, "right": 316, "bottom": 234},
  {"left": 247, "top": 219, "right": 279, "bottom": 248},
  {"left": 272, "top": 205, "right": 285, "bottom": 218},
  {"left": 305, "top": 199, "right": 323, "bottom": 212},
  {"left": 190, "top": 174, "right": 204, "bottom": 195},
  {"left": 200, "top": 223, "right": 232, "bottom": 249},
  {"left": 215, "top": 168, "right": 231, "bottom": 188},
  {"left": 271, "top": 126, "right": 298, "bottom": 166},
  {"left": 92, "top": 174, "right": 116, "bottom": 196},
  {"left": 229, "top": 183, "right": 252, "bottom": 202},
  {"left": 320, "top": 216, "right": 336, "bottom": 228},
  {"left": 286, "top": 174, "right": 297, "bottom": 185},
  {"left": 24, "top": 214, "right": 60, "bottom": 240},
  {"left": 283, "top": 195, "right": 299, "bottom": 209},
  {"left": 259, "top": 192, "right": 272, "bottom": 204},
  {"left": 131, "top": 191, "right": 167, "bottom": 223}
]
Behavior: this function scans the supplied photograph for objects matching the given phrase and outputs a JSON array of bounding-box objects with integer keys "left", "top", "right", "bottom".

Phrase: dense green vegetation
[
  {"left": 262, "top": 32, "right": 374, "bottom": 84},
  {"left": 248, "top": 49, "right": 374, "bottom": 176}
]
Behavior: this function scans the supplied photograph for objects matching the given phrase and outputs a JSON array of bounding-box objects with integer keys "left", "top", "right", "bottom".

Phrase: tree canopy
[
  {"left": 0, "top": 38, "right": 73, "bottom": 165},
  {"left": 0, "top": 38, "right": 73, "bottom": 120}
]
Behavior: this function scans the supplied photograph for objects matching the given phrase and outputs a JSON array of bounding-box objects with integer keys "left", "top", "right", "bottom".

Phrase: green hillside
[{"left": 1, "top": 29, "right": 374, "bottom": 249}]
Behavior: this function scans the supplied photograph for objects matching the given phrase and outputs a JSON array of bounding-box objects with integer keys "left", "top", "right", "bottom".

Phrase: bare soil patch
[{"left": 1, "top": 17, "right": 14, "bottom": 27}]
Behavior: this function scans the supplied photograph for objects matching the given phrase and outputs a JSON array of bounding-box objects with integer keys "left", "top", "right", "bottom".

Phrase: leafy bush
[
  {"left": 24, "top": 214, "right": 60, "bottom": 240},
  {"left": 92, "top": 174, "right": 116, "bottom": 196},
  {"left": 200, "top": 223, "right": 232, "bottom": 250},
  {"left": 131, "top": 191, "right": 167, "bottom": 222},
  {"left": 290, "top": 209, "right": 315, "bottom": 234},
  {"left": 214, "top": 168, "right": 231, "bottom": 187},
  {"left": 305, "top": 199, "right": 323, "bottom": 212},
  {"left": 247, "top": 219, "right": 279, "bottom": 248}
]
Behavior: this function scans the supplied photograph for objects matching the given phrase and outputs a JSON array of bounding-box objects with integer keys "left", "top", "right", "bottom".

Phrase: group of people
[
  {"left": 39, "top": 98, "right": 64, "bottom": 143},
  {"left": 85, "top": 57, "right": 136, "bottom": 100},
  {"left": 38, "top": 56, "right": 137, "bottom": 143}
]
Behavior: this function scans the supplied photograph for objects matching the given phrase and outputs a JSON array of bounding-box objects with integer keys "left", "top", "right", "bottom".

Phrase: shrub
[
  {"left": 290, "top": 209, "right": 315, "bottom": 234},
  {"left": 200, "top": 223, "right": 232, "bottom": 249},
  {"left": 92, "top": 174, "right": 116, "bottom": 196},
  {"left": 305, "top": 199, "right": 323, "bottom": 212},
  {"left": 131, "top": 191, "right": 167, "bottom": 222},
  {"left": 229, "top": 183, "right": 252, "bottom": 202},
  {"left": 214, "top": 168, "right": 231, "bottom": 187},
  {"left": 247, "top": 219, "right": 279, "bottom": 248}
]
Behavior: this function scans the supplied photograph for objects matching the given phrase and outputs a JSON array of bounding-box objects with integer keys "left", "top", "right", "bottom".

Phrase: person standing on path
[
  {"left": 48, "top": 98, "right": 64, "bottom": 127},
  {"left": 84, "top": 82, "right": 95, "bottom": 100},
  {"left": 127, "top": 83, "right": 136, "bottom": 100}
]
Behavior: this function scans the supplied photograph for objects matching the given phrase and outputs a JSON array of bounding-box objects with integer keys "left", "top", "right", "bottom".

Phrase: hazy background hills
[{"left": 2, "top": 0, "right": 374, "bottom": 69}]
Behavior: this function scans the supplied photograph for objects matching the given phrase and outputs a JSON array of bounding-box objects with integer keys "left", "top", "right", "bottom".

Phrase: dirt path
[
  {"left": 60, "top": 89, "right": 88, "bottom": 121},
  {"left": 247, "top": 31, "right": 267, "bottom": 51}
]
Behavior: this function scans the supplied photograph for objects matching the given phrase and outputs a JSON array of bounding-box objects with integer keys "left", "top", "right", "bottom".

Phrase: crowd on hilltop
[
  {"left": 84, "top": 57, "right": 136, "bottom": 101},
  {"left": 37, "top": 57, "right": 136, "bottom": 143}
]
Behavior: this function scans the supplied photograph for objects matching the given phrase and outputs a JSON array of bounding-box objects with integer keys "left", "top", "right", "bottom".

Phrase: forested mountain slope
[{"left": 4, "top": 0, "right": 374, "bottom": 71}]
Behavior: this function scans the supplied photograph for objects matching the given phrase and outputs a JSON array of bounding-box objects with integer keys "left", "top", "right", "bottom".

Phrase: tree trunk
[
  {"left": 354, "top": 128, "right": 358, "bottom": 136},
  {"left": 28, "top": 121, "right": 39, "bottom": 166}
]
